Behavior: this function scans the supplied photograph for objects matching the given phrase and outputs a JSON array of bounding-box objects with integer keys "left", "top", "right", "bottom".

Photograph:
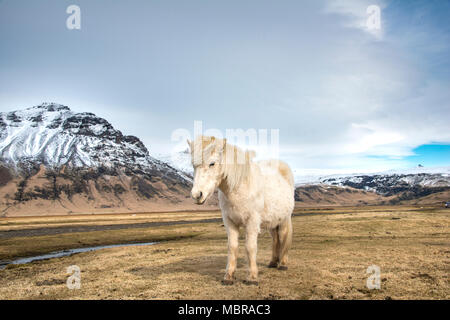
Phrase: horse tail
[{"left": 278, "top": 161, "right": 294, "bottom": 188}]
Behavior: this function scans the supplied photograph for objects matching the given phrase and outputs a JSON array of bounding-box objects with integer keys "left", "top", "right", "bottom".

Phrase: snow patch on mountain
[{"left": 156, "top": 148, "right": 193, "bottom": 180}]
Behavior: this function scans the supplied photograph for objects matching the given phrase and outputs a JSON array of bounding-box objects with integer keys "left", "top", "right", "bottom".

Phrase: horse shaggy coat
[{"left": 188, "top": 136, "right": 295, "bottom": 285}]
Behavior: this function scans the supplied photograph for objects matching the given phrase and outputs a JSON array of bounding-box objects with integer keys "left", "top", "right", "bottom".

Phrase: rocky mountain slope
[
  {"left": 0, "top": 103, "right": 210, "bottom": 216},
  {"left": 294, "top": 185, "right": 385, "bottom": 207}
]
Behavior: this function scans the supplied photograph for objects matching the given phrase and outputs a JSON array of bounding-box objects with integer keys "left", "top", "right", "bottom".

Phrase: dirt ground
[{"left": 0, "top": 206, "right": 448, "bottom": 300}]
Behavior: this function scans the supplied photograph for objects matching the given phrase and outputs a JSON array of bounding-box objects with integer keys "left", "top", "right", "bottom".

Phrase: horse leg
[
  {"left": 223, "top": 220, "right": 239, "bottom": 285},
  {"left": 268, "top": 226, "right": 280, "bottom": 268},
  {"left": 278, "top": 215, "right": 292, "bottom": 271},
  {"left": 243, "top": 225, "right": 259, "bottom": 285}
]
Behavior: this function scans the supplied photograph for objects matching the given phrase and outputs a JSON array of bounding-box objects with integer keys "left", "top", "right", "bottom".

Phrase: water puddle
[{"left": 0, "top": 242, "right": 157, "bottom": 270}]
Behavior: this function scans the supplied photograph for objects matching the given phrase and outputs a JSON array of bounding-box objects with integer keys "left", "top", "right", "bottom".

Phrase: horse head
[{"left": 187, "top": 136, "right": 226, "bottom": 205}]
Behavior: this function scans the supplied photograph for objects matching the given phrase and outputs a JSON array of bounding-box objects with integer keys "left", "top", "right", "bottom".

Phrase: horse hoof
[
  {"left": 278, "top": 266, "right": 288, "bottom": 271},
  {"left": 243, "top": 280, "right": 259, "bottom": 286},
  {"left": 267, "top": 262, "right": 278, "bottom": 268},
  {"left": 222, "top": 279, "right": 234, "bottom": 286}
]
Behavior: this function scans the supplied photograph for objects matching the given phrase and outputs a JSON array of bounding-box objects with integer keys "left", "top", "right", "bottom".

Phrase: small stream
[{"left": 0, "top": 242, "right": 157, "bottom": 270}]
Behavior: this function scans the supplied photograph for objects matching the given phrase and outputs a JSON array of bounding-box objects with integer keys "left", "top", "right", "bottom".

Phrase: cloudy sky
[{"left": 0, "top": 0, "right": 449, "bottom": 175}]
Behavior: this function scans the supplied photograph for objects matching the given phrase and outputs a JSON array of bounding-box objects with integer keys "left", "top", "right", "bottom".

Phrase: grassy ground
[
  {"left": 0, "top": 210, "right": 221, "bottom": 231},
  {"left": 0, "top": 206, "right": 448, "bottom": 300}
]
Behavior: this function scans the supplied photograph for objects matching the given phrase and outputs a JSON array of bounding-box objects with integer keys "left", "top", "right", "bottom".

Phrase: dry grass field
[{"left": 0, "top": 206, "right": 448, "bottom": 300}]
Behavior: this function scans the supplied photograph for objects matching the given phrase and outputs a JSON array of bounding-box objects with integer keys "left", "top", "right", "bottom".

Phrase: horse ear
[{"left": 187, "top": 139, "right": 192, "bottom": 150}]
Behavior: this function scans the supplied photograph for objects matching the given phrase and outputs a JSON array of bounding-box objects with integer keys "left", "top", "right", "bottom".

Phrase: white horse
[{"left": 188, "top": 136, "right": 294, "bottom": 285}]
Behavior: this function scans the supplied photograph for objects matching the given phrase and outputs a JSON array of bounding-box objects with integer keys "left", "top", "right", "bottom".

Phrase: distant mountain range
[
  {"left": 294, "top": 166, "right": 450, "bottom": 187},
  {"left": 0, "top": 103, "right": 448, "bottom": 216},
  {"left": 293, "top": 167, "right": 450, "bottom": 206}
]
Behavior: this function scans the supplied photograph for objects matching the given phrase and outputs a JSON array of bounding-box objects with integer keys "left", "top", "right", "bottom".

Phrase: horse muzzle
[{"left": 191, "top": 190, "right": 206, "bottom": 205}]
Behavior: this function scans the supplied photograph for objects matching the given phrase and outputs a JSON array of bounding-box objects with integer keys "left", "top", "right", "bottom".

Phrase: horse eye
[{"left": 209, "top": 162, "right": 215, "bottom": 167}]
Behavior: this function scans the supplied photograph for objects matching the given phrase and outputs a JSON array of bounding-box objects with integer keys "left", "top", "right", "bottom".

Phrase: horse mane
[{"left": 223, "top": 142, "right": 255, "bottom": 191}]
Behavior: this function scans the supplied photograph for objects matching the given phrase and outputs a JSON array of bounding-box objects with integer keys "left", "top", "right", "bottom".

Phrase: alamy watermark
[
  {"left": 171, "top": 121, "right": 280, "bottom": 165},
  {"left": 366, "top": 265, "right": 381, "bottom": 290},
  {"left": 366, "top": 5, "right": 381, "bottom": 30},
  {"left": 66, "top": 5, "right": 81, "bottom": 30},
  {"left": 66, "top": 265, "right": 81, "bottom": 289}
]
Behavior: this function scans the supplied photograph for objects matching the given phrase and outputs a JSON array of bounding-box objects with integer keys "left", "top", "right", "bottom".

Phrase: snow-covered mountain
[
  {"left": 0, "top": 103, "right": 199, "bottom": 216},
  {"left": 295, "top": 166, "right": 450, "bottom": 196},
  {"left": 1, "top": 102, "right": 160, "bottom": 169}
]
